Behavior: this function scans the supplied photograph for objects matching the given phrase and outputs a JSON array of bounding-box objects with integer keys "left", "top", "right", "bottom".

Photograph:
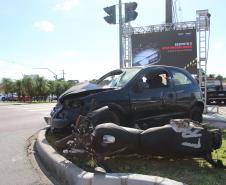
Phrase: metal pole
[
  {"left": 62, "top": 70, "right": 65, "bottom": 80},
  {"left": 119, "top": 0, "right": 123, "bottom": 68},
  {"left": 166, "top": 0, "right": 173, "bottom": 24}
]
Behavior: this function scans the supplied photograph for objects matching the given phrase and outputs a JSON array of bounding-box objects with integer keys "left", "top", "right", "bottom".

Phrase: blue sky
[{"left": 0, "top": 0, "right": 226, "bottom": 81}]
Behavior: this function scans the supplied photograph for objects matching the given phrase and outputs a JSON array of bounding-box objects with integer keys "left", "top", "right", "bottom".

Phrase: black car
[{"left": 48, "top": 65, "right": 204, "bottom": 131}]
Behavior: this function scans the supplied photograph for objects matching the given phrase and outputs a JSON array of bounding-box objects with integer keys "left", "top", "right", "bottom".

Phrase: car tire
[
  {"left": 190, "top": 106, "right": 203, "bottom": 123},
  {"left": 2, "top": 97, "right": 6, "bottom": 101}
]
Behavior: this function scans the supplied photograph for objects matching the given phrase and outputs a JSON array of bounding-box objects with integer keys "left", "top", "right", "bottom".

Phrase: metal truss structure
[
  {"left": 196, "top": 10, "right": 211, "bottom": 113},
  {"left": 131, "top": 21, "right": 196, "bottom": 34},
  {"left": 122, "top": 23, "right": 133, "bottom": 68},
  {"left": 122, "top": 21, "right": 197, "bottom": 68},
  {"left": 122, "top": 10, "right": 211, "bottom": 113}
]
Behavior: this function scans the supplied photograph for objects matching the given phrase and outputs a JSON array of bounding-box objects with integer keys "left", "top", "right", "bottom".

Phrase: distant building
[{"left": 22, "top": 74, "right": 39, "bottom": 79}]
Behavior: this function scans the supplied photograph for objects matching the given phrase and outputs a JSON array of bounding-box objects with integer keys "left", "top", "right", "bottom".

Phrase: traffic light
[
  {"left": 125, "top": 2, "right": 138, "bottom": 23},
  {"left": 103, "top": 5, "right": 116, "bottom": 24}
]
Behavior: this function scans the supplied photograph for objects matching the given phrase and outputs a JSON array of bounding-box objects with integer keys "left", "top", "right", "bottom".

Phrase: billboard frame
[
  {"left": 122, "top": 21, "right": 197, "bottom": 68},
  {"left": 122, "top": 10, "right": 210, "bottom": 112}
]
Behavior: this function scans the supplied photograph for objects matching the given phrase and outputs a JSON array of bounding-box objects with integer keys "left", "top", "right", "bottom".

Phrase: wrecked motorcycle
[{"left": 53, "top": 107, "right": 224, "bottom": 169}]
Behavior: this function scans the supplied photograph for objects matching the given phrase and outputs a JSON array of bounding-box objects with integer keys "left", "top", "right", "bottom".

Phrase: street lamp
[{"left": 33, "top": 68, "right": 58, "bottom": 80}]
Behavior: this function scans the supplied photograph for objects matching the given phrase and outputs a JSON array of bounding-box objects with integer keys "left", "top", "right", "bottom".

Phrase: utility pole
[
  {"left": 119, "top": 0, "right": 123, "bottom": 69},
  {"left": 62, "top": 70, "right": 65, "bottom": 80},
  {"left": 103, "top": 1, "right": 138, "bottom": 69},
  {"left": 166, "top": 0, "right": 173, "bottom": 23}
]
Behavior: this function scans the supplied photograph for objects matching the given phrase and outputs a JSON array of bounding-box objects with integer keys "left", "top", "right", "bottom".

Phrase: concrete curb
[
  {"left": 203, "top": 113, "right": 226, "bottom": 129},
  {"left": 36, "top": 129, "right": 186, "bottom": 185}
]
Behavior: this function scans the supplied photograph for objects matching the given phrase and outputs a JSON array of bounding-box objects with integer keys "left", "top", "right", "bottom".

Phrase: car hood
[{"left": 59, "top": 81, "right": 113, "bottom": 100}]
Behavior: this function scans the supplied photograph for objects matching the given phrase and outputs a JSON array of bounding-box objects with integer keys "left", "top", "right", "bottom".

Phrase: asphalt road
[{"left": 0, "top": 102, "right": 55, "bottom": 185}]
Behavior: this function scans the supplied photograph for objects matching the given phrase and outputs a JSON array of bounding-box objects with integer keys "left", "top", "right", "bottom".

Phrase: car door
[
  {"left": 170, "top": 68, "right": 196, "bottom": 116},
  {"left": 129, "top": 67, "right": 176, "bottom": 122}
]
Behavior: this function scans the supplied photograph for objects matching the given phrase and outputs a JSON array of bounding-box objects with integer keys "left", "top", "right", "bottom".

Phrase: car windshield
[{"left": 97, "top": 68, "right": 141, "bottom": 88}]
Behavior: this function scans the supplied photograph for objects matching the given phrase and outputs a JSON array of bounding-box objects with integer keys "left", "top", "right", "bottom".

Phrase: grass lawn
[{"left": 46, "top": 129, "right": 226, "bottom": 185}]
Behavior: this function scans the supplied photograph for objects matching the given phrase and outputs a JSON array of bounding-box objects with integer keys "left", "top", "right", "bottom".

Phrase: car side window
[
  {"left": 172, "top": 70, "right": 192, "bottom": 86},
  {"left": 138, "top": 70, "right": 169, "bottom": 89}
]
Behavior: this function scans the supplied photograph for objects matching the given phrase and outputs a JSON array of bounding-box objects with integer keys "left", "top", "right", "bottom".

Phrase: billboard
[{"left": 132, "top": 29, "right": 197, "bottom": 74}]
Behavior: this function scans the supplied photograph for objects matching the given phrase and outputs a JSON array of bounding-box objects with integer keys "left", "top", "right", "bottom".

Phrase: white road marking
[
  {"left": 0, "top": 104, "right": 53, "bottom": 114},
  {"left": 27, "top": 109, "right": 51, "bottom": 112}
]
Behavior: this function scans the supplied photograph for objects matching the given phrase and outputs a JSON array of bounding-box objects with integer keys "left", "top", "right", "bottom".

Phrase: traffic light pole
[
  {"left": 119, "top": 0, "right": 123, "bottom": 69},
  {"left": 103, "top": 1, "right": 138, "bottom": 69}
]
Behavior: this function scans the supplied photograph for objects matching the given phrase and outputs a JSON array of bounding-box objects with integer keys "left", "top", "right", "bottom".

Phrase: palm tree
[
  {"left": 22, "top": 76, "right": 36, "bottom": 101},
  {"left": 34, "top": 76, "right": 50, "bottom": 101},
  {"left": 15, "top": 80, "right": 24, "bottom": 100},
  {"left": 55, "top": 80, "right": 69, "bottom": 99},
  {"left": 2, "top": 78, "right": 14, "bottom": 98}
]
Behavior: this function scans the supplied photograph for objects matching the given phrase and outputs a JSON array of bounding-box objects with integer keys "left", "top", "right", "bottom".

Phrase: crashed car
[{"left": 47, "top": 65, "right": 204, "bottom": 132}]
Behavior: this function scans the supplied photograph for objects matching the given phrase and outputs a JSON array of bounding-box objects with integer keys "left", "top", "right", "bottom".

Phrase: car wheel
[
  {"left": 190, "top": 106, "right": 203, "bottom": 123},
  {"left": 2, "top": 97, "right": 6, "bottom": 101}
]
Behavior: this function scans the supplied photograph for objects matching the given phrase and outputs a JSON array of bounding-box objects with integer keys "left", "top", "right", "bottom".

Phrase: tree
[
  {"left": 208, "top": 74, "right": 215, "bottom": 78},
  {"left": 22, "top": 76, "right": 36, "bottom": 100},
  {"left": 15, "top": 79, "right": 24, "bottom": 97},
  {"left": 48, "top": 80, "right": 56, "bottom": 94},
  {"left": 2, "top": 78, "right": 14, "bottom": 95},
  {"left": 55, "top": 80, "right": 63, "bottom": 98},
  {"left": 66, "top": 80, "right": 77, "bottom": 90},
  {"left": 54, "top": 80, "right": 71, "bottom": 98},
  {"left": 216, "top": 75, "right": 223, "bottom": 82},
  {"left": 34, "top": 76, "right": 50, "bottom": 101}
]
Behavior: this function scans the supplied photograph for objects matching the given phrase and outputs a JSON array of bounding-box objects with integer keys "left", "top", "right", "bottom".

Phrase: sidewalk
[{"left": 203, "top": 110, "right": 226, "bottom": 129}]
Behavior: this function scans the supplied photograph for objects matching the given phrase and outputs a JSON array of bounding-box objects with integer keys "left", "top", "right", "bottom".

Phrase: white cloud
[
  {"left": 33, "top": 21, "right": 55, "bottom": 32},
  {"left": 0, "top": 55, "right": 119, "bottom": 82},
  {"left": 62, "top": 50, "right": 80, "bottom": 57},
  {"left": 40, "top": 54, "right": 119, "bottom": 82},
  {"left": 0, "top": 60, "right": 33, "bottom": 80},
  {"left": 213, "top": 41, "right": 224, "bottom": 50},
  {"left": 61, "top": 55, "right": 119, "bottom": 81},
  {"left": 54, "top": 0, "right": 79, "bottom": 11}
]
